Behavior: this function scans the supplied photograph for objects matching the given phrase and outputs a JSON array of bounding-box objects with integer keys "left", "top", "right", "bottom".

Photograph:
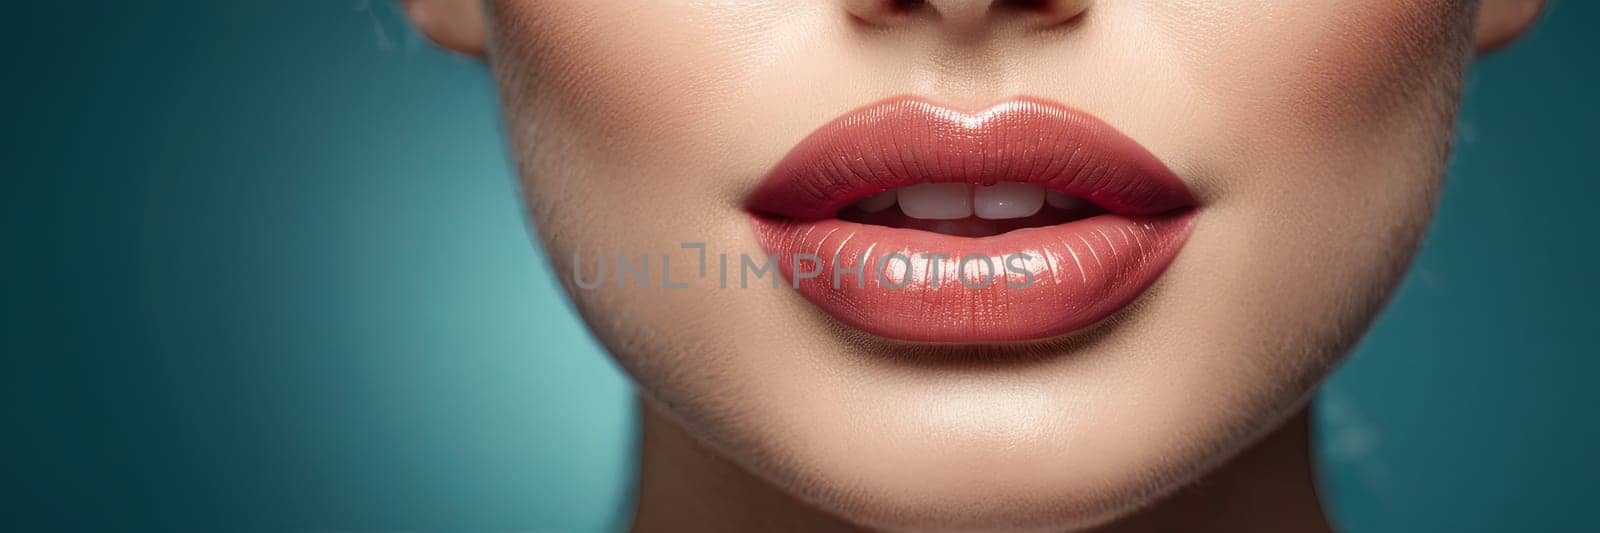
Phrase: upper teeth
[{"left": 856, "top": 183, "right": 1083, "bottom": 220}]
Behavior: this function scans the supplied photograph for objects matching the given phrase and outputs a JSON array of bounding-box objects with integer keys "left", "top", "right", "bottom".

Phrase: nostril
[
  {"left": 996, "top": 0, "right": 1090, "bottom": 28},
  {"left": 891, "top": 0, "right": 926, "bottom": 12},
  {"left": 845, "top": 0, "right": 923, "bottom": 26},
  {"left": 847, "top": 0, "right": 1089, "bottom": 30}
]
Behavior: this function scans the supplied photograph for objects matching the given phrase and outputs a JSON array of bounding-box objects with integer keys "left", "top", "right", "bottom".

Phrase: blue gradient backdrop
[{"left": 5, "top": 1, "right": 1595, "bottom": 531}]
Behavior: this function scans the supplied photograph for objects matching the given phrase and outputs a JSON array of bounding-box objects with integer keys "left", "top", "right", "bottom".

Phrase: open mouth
[
  {"left": 746, "top": 96, "right": 1197, "bottom": 343},
  {"left": 837, "top": 183, "right": 1106, "bottom": 238}
]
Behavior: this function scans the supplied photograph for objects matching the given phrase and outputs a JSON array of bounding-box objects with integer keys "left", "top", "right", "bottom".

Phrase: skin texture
[{"left": 404, "top": 1, "right": 1544, "bottom": 530}]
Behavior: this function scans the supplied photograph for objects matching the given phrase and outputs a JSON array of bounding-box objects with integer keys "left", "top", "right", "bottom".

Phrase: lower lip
[{"left": 749, "top": 211, "right": 1196, "bottom": 343}]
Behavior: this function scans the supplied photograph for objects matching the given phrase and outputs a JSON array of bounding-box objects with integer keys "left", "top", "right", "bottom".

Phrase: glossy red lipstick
[{"left": 747, "top": 97, "right": 1196, "bottom": 342}]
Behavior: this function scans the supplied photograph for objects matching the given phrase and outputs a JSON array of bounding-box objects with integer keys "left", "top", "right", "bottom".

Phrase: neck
[{"left": 631, "top": 399, "right": 1330, "bottom": 533}]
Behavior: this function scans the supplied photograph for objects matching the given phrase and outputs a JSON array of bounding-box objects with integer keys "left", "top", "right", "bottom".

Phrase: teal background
[{"left": 4, "top": 1, "right": 1595, "bottom": 531}]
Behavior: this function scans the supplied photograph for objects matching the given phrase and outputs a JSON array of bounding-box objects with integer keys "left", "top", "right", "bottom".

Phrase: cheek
[
  {"left": 487, "top": 1, "right": 799, "bottom": 165},
  {"left": 486, "top": 1, "right": 822, "bottom": 262},
  {"left": 1130, "top": 0, "right": 1469, "bottom": 197},
  {"left": 1157, "top": 0, "right": 1469, "bottom": 374},
  {"left": 1151, "top": 0, "right": 1468, "bottom": 127},
  {"left": 482, "top": 2, "right": 819, "bottom": 403},
  {"left": 485, "top": 2, "right": 741, "bottom": 277},
  {"left": 1143, "top": 0, "right": 1470, "bottom": 233}
]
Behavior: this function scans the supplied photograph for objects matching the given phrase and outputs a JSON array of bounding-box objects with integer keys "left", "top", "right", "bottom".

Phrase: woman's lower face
[{"left": 487, "top": 1, "right": 1473, "bottom": 529}]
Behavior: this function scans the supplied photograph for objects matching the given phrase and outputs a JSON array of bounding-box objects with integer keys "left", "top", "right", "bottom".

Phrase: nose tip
[{"left": 846, "top": 0, "right": 1090, "bottom": 33}]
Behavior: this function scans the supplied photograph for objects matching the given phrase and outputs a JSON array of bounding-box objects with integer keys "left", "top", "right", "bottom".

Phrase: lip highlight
[{"left": 747, "top": 96, "right": 1196, "bottom": 343}]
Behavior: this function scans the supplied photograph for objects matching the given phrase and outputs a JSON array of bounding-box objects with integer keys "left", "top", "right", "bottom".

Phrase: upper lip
[{"left": 747, "top": 96, "right": 1195, "bottom": 220}]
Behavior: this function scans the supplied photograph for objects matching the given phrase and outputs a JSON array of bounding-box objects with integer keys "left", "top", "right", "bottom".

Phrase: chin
[
  {"left": 651, "top": 360, "right": 1312, "bottom": 532},
  {"left": 768, "top": 442, "right": 1196, "bottom": 532}
]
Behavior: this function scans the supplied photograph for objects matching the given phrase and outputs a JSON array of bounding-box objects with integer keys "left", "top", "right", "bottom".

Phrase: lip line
[
  {"left": 746, "top": 95, "right": 1196, "bottom": 222},
  {"left": 747, "top": 207, "right": 1196, "bottom": 241}
]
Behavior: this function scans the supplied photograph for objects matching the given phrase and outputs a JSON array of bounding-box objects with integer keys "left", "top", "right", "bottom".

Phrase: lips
[{"left": 747, "top": 96, "right": 1196, "bottom": 343}]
